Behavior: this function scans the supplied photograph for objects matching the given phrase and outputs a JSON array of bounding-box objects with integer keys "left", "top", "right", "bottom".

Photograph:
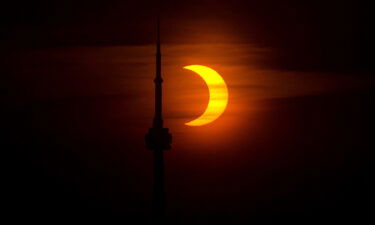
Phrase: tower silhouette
[{"left": 145, "top": 17, "right": 172, "bottom": 225}]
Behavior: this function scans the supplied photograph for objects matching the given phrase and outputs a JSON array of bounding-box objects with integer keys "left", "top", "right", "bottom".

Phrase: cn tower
[{"left": 145, "top": 17, "right": 172, "bottom": 225}]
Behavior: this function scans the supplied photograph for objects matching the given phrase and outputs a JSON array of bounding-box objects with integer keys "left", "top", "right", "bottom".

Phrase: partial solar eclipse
[{"left": 183, "top": 65, "right": 228, "bottom": 126}]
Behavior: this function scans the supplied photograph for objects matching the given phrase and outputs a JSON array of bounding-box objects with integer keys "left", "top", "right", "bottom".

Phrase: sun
[{"left": 183, "top": 65, "right": 229, "bottom": 126}]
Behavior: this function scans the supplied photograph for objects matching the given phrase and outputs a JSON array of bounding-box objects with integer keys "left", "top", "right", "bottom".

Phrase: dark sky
[
  {"left": 1, "top": 1, "right": 374, "bottom": 225},
  {"left": 1, "top": 0, "right": 373, "bottom": 72}
]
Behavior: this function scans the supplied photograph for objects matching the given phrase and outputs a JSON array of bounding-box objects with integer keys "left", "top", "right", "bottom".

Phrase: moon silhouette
[{"left": 184, "top": 65, "right": 228, "bottom": 126}]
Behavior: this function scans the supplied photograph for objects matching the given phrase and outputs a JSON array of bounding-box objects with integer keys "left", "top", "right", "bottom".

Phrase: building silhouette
[{"left": 145, "top": 17, "right": 172, "bottom": 225}]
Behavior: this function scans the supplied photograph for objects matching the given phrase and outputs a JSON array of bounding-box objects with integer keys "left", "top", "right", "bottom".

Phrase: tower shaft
[{"left": 152, "top": 148, "right": 165, "bottom": 225}]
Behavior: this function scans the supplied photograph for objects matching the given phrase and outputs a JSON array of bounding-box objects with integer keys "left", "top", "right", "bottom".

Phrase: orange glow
[{"left": 183, "top": 65, "right": 229, "bottom": 126}]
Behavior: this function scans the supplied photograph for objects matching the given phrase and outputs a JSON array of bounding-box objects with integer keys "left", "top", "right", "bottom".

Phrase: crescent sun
[{"left": 184, "top": 65, "right": 229, "bottom": 126}]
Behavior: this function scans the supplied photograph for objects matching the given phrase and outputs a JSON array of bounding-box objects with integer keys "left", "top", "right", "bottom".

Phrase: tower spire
[{"left": 153, "top": 17, "right": 163, "bottom": 129}]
